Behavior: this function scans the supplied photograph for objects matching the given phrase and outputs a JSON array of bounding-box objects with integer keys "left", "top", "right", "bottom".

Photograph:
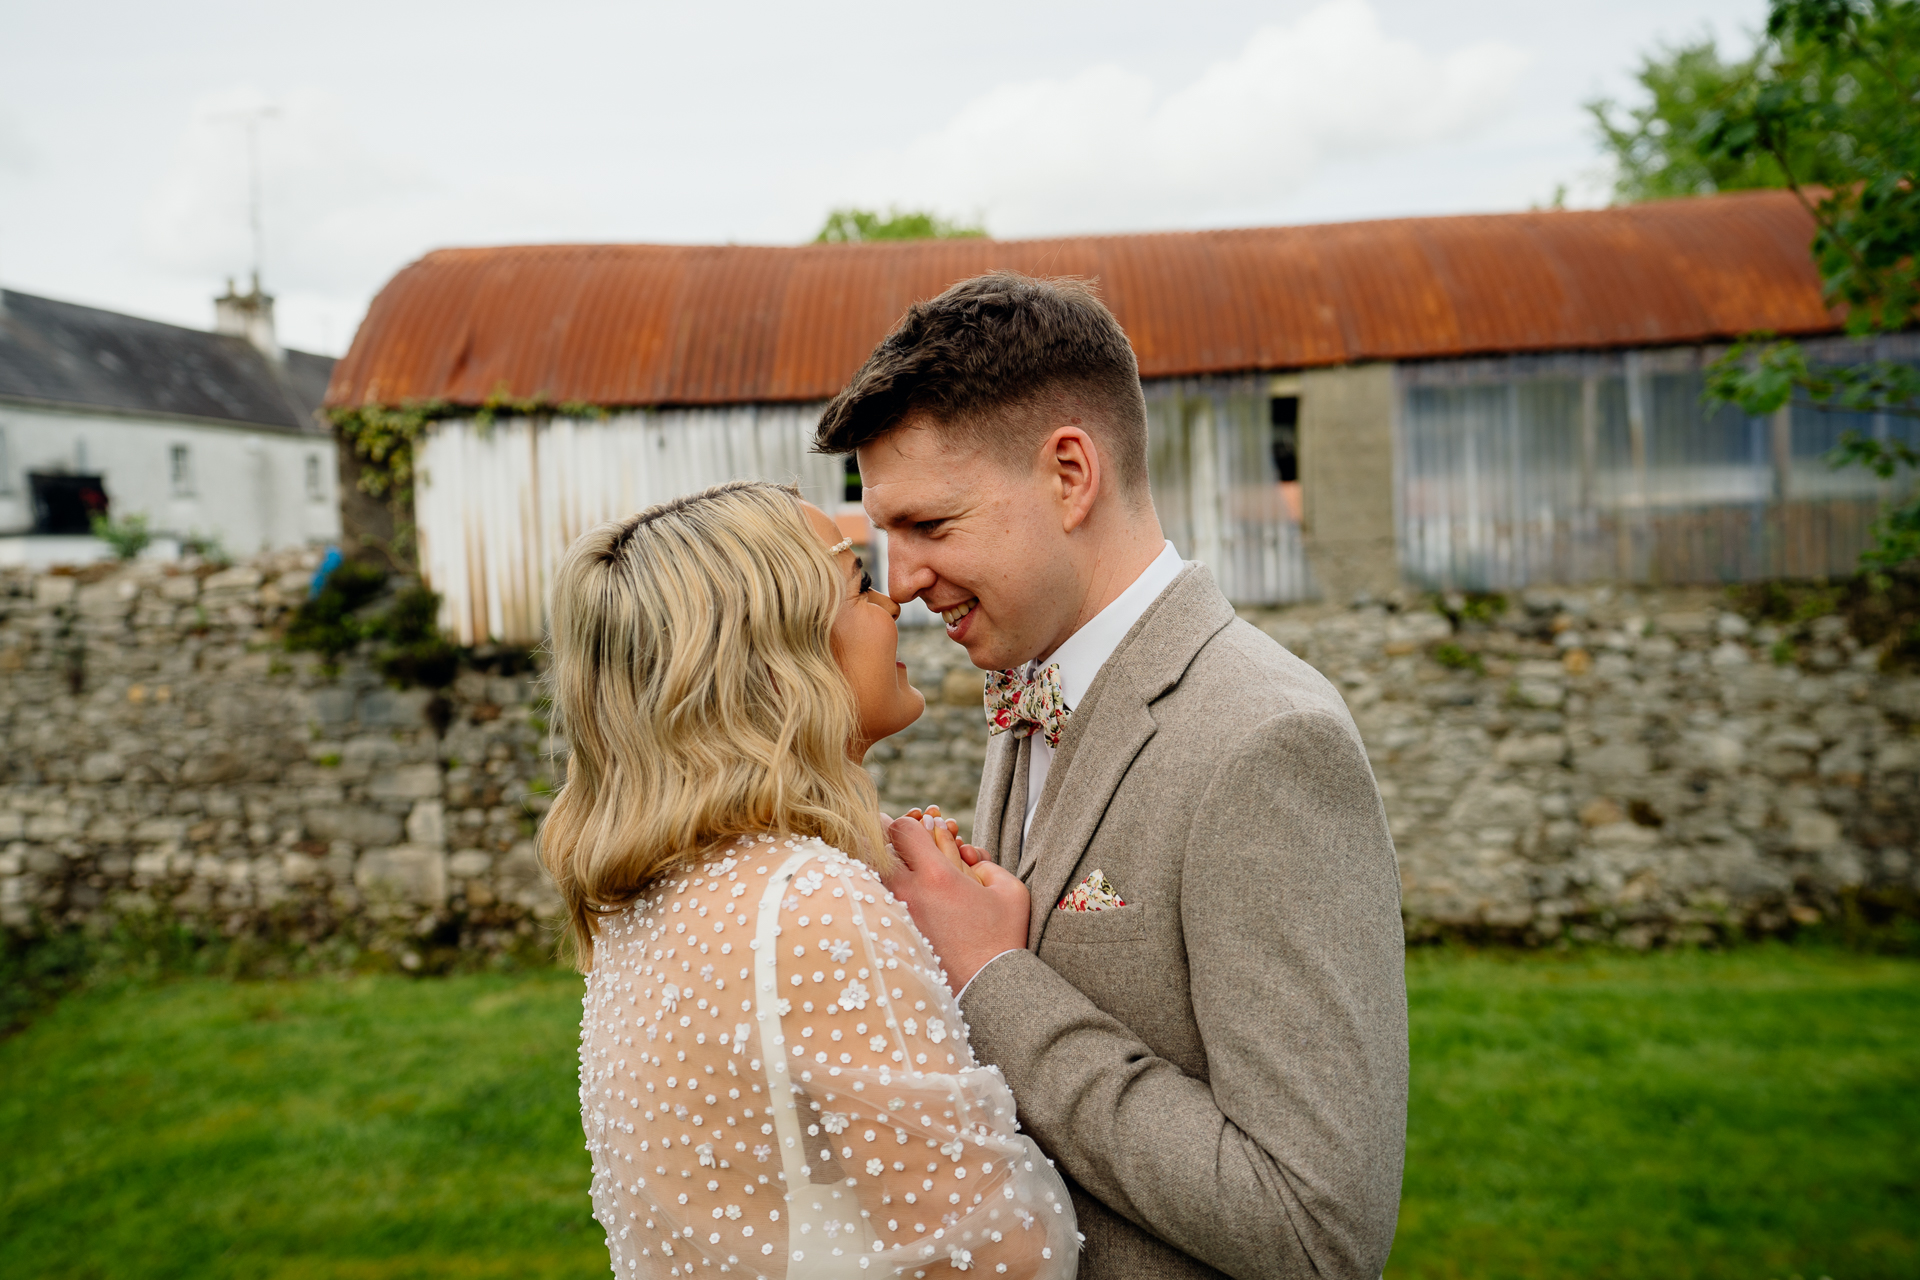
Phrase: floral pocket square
[{"left": 1057, "top": 869, "right": 1127, "bottom": 912}]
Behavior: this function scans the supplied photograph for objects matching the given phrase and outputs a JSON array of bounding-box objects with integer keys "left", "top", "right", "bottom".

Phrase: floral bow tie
[{"left": 984, "top": 662, "right": 1071, "bottom": 749}]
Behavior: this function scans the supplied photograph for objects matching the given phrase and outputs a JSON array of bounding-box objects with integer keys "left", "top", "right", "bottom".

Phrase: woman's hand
[{"left": 904, "top": 806, "right": 991, "bottom": 879}]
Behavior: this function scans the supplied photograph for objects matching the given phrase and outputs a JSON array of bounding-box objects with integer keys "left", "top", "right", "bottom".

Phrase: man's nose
[{"left": 885, "top": 533, "right": 934, "bottom": 602}]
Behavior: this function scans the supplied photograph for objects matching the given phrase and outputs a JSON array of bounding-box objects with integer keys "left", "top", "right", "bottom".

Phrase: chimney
[{"left": 215, "top": 272, "right": 281, "bottom": 363}]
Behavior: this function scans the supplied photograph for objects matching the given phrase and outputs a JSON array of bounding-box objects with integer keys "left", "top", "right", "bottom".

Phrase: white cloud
[
  {"left": 139, "top": 86, "right": 429, "bottom": 294},
  {"left": 805, "top": 0, "right": 1530, "bottom": 236},
  {"left": 134, "top": 85, "right": 601, "bottom": 352},
  {"left": 0, "top": 104, "right": 35, "bottom": 173}
]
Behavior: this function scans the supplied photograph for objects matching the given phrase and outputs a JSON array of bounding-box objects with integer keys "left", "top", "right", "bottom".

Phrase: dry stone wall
[
  {"left": 0, "top": 552, "right": 561, "bottom": 966},
  {"left": 5, "top": 553, "right": 1916, "bottom": 956},
  {"left": 884, "top": 589, "right": 1920, "bottom": 946}
]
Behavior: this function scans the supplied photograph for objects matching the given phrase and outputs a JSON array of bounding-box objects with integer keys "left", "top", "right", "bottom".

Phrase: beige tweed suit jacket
[{"left": 958, "top": 564, "right": 1408, "bottom": 1280}]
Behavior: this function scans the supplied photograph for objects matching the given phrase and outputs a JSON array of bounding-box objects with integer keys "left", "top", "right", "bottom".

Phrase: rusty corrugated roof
[{"left": 325, "top": 191, "right": 1837, "bottom": 409}]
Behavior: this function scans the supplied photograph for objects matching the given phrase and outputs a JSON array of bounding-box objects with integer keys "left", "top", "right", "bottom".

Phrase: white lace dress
[{"left": 576, "top": 834, "right": 1078, "bottom": 1279}]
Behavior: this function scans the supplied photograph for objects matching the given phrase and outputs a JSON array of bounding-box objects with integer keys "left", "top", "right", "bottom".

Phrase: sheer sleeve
[{"left": 577, "top": 835, "right": 1077, "bottom": 1279}]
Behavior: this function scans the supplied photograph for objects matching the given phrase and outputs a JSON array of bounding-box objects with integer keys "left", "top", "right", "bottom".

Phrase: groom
[{"left": 816, "top": 273, "right": 1408, "bottom": 1280}]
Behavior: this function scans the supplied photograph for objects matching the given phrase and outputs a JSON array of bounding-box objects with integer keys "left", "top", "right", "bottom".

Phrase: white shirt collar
[{"left": 1032, "top": 540, "right": 1185, "bottom": 710}]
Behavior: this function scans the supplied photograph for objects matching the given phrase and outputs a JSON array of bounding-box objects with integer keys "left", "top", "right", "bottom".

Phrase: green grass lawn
[{"left": 1, "top": 947, "right": 1914, "bottom": 1280}]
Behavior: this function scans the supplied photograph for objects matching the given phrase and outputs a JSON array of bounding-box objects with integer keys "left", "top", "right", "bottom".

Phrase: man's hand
[{"left": 883, "top": 815, "right": 1029, "bottom": 996}]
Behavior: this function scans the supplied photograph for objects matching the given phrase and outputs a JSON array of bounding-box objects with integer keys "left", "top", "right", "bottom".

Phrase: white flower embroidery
[
  {"left": 734, "top": 1022, "right": 753, "bottom": 1053},
  {"left": 949, "top": 1247, "right": 973, "bottom": 1270},
  {"left": 940, "top": 1139, "right": 965, "bottom": 1161},
  {"left": 866, "top": 1158, "right": 885, "bottom": 1176},
  {"left": 821, "top": 1112, "right": 849, "bottom": 1134},
  {"left": 731, "top": 883, "right": 747, "bottom": 898},
  {"left": 868, "top": 1034, "right": 888, "bottom": 1052},
  {"left": 697, "top": 1143, "right": 716, "bottom": 1167},
  {"left": 927, "top": 1018, "right": 947, "bottom": 1044},
  {"left": 725, "top": 1204, "right": 743, "bottom": 1220},
  {"left": 902, "top": 1017, "right": 918, "bottom": 1037},
  {"left": 827, "top": 937, "right": 854, "bottom": 963},
  {"left": 673, "top": 1104, "right": 689, "bottom": 1119},
  {"left": 775, "top": 998, "right": 792, "bottom": 1016},
  {"left": 753, "top": 1145, "right": 772, "bottom": 1162},
  {"left": 838, "top": 980, "right": 870, "bottom": 1012},
  {"left": 661, "top": 984, "right": 680, "bottom": 1013},
  {"left": 782, "top": 896, "right": 800, "bottom": 912},
  {"left": 700, "top": 964, "right": 714, "bottom": 982}
]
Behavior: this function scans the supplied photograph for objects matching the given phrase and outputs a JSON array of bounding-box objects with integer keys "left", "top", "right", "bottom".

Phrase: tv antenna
[{"left": 216, "top": 104, "right": 280, "bottom": 287}]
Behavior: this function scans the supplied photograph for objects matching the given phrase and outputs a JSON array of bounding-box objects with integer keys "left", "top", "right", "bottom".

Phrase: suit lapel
[
  {"left": 997, "top": 735, "right": 1030, "bottom": 872},
  {"left": 1017, "top": 564, "right": 1238, "bottom": 951},
  {"left": 1020, "top": 688, "right": 1155, "bottom": 947},
  {"left": 974, "top": 728, "right": 1025, "bottom": 871}
]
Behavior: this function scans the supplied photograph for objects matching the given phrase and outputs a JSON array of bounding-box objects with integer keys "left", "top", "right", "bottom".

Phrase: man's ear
[{"left": 1043, "top": 425, "right": 1102, "bottom": 534}]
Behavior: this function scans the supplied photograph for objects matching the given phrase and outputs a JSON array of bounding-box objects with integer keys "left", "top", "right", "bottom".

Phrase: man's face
[{"left": 857, "top": 417, "right": 1080, "bottom": 672}]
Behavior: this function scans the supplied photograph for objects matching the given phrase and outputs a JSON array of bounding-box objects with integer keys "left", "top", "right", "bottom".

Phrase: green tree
[
  {"left": 1590, "top": 39, "right": 1838, "bottom": 202},
  {"left": 1644, "top": 2, "right": 1920, "bottom": 569},
  {"left": 814, "top": 207, "right": 987, "bottom": 244}
]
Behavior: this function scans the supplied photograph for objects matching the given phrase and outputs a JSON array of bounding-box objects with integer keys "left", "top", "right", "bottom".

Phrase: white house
[{"left": 0, "top": 280, "right": 341, "bottom": 568}]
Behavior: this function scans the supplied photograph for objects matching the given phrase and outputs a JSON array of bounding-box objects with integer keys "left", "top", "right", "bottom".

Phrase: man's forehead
[{"left": 856, "top": 423, "right": 990, "bottom": 520}]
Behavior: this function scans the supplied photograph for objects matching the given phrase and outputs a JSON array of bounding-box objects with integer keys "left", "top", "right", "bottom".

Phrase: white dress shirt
[{"left": 1024, "top": 540, "right": 1186, "bottom": 838}]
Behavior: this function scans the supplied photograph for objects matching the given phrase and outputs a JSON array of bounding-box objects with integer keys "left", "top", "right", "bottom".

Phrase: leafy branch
[{"left": 1706, "top": 335, "right": 1920, "bottom": 418}]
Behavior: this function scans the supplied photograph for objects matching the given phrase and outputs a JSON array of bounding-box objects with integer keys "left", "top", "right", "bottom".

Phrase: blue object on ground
[{"left": 311, "top": 546, "right": 343, "bottom": 598}]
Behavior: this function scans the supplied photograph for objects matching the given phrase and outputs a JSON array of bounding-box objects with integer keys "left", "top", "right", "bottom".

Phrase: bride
[{"left": 541, "top": 480, "right": 1078, "bottom": 1279}]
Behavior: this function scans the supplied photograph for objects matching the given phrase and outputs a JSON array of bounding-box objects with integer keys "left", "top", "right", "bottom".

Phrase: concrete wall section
[{"left": 1298, "top": 363, "right": 1400, "bottom": 602}]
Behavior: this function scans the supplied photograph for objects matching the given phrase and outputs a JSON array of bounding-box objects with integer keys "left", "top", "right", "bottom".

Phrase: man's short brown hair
[{"left": 813, "top": 272, "right": 1150, "bottom": 495}]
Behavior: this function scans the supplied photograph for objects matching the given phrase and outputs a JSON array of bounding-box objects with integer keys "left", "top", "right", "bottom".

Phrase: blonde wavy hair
[{"left": 540, "top": 480, "right": 887, "bottom": 964}]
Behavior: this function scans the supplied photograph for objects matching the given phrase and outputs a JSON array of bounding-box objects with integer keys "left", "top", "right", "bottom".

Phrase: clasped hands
[{"left": 880, "top": 805, "right": 1029, "bottom": 997}]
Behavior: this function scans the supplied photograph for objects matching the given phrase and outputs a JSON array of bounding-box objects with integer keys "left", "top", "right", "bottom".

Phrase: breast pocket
[{"left": 1043, "top": 902, "right": 1148, "bottom": 944}]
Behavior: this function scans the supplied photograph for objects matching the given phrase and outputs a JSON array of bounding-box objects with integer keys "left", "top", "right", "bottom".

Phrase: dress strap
[{"left": 752, "top": 847, "right": 821, "bottom": 1200}]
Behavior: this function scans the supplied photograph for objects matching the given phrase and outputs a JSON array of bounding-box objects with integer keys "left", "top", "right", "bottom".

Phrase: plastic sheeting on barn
[{"left": 1397, "top": 333, "right": 1920, "bottom": 591}]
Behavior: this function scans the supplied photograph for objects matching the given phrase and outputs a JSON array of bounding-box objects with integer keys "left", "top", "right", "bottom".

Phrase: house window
[
  {"left": 170, "top": 444, "right": 195, "bottom": 496},
  {"left": 0, "top": 426, "right": 11, "bottom": 494},
  {"left": 305, "top": 454, "right": 325, "bottom": 501},
  {"left": 1269, "top": 396, "right": 1299, "bottom": 483},
  {"left": 843, "top": 455, "right": 861, "bottom": 503}
]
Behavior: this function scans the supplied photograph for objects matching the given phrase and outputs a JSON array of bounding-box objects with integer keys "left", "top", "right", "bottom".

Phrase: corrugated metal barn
[{"left": 325, "top": 190, "right": 1917, "bottom": 644}]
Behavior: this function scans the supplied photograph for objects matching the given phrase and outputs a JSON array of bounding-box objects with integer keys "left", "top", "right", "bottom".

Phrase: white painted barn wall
[
  {"left": 414, "top": 405, "right": 843, "bottom": 646},
  {"left": 0, "top": 401, "right": 340, "bottom": 558}
]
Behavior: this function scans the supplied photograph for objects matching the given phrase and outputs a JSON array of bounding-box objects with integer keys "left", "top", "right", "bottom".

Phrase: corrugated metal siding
[
  {"left": 415, "top": 405, "right": 841, "bottom": 645},
  {"left": 328, "top": 192, "right": 1836, "bottom": 411},
  {"left": 1145, "top": 377, "right": 1314, "bottom": 604},
  {"left": 417, "top": 375, "right": 1313, "bottom": 642},
  {"left": 1397, "top": 334, "right": 1920, "bottom": 590}
]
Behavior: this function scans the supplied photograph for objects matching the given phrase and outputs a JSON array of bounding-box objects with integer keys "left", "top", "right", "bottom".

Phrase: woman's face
[{"left": 803, "top": 502, "right": 925, "bottom": 757}]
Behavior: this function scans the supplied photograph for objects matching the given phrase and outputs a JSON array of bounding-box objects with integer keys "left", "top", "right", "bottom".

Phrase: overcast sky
[{"left": 2, "top": 0, "right": 1767, "bottom": 357}]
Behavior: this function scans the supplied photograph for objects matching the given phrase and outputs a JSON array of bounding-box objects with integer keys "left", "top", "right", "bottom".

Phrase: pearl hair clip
[{"left": 826, "top": 537, "right": 854, "bottom": 555}]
